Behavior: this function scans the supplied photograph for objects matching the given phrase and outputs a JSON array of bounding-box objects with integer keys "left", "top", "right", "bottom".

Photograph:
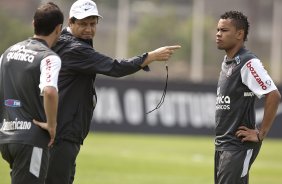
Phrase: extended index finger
[{"left": 167, "top": 45, "right": 181, "bottom": 50}]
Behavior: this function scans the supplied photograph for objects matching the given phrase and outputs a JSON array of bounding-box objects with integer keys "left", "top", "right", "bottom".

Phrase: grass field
[{"left": 0, "top": 132, "right": 282, "bottom": 184}]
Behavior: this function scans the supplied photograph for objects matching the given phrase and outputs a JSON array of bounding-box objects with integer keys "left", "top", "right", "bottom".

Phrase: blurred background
[
  {"left": 1, "top": 0, "right": 281, "bottom": 82},
  {"left": 1, "top": 1, "right": 282, "bottom": 183},
  {"left": 0, "top": 0, "right": 281, "bottom": 136}
]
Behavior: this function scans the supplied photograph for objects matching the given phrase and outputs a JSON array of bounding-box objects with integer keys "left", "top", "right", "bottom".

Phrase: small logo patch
[
  {"left": 4, "top": 99, "right": 21, "bottom": 107},
  {"left": 244, "top": 92, "right": 254, "bottom": 97}
]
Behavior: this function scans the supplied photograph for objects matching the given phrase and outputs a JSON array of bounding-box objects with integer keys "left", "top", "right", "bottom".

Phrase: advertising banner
[{"left": 91, "top": 78, "right": 282, "bottom": 138}]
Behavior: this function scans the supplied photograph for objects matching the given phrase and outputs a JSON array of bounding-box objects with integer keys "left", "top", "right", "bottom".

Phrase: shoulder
[
  {"left": 54, "top": 32, "right": 92, "bottom": 55},
  {"left": 4, "top": 40, "right": 27, "bottom": 53},
  {"left": 43, "top": 54, "right": 61, "bottom": 62},
  {"left": 239, "top": 48, "right": 258, "bottom": 63}
]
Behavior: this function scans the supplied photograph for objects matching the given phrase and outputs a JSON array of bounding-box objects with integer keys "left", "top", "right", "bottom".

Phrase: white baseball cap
[{"left": 69, "top": 0, "right": 102, "bottom": 19}]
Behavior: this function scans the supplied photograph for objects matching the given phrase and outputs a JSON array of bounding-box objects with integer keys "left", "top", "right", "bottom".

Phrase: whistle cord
[{"left": 146, "top": 63, "right": 168, "bottom": 114}]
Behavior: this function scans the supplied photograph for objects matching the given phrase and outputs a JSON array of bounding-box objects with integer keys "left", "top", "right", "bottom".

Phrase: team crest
[{"left": 234, "top": 56, "right": 241, "bottom": 65}]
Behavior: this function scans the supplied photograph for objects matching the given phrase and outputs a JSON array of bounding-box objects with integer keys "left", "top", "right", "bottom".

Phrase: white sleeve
[
  {"left": 241, "top": 58, "right": 277, "bottom": 99},
  {"left": 39, "top": 55, "right": 61, "bottom": 94},
  {"left": 0, "top": 54, "right": 3, "bottom": 69}
]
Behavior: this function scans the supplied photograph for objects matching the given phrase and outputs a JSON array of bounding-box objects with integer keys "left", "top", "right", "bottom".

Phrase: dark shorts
[
  {"left": 214, "top": 144, "right": 261, "bottom": 184},
  {"left": 0, "top": 143, "right": 49, "bottom": 184},
  {"left": 45, "top": 140, "right": 80, "bottom": 184}
]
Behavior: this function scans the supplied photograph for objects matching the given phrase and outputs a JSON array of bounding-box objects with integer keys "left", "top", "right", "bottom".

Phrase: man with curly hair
[{"left": 214, "top": 10, "right": 281, "bottom": 184}]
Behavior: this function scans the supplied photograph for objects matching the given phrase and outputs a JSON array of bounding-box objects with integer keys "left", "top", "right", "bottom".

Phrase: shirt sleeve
[
  {"left": 0, "top": 54, "right": 3, "bottom": 120},
  {"left": 0, "top": 54, "right": 3, "bottom": 69},
  {"left": 39, "top": 55, "right": 61, "bottom": 94},
  {"left": 241, "top": 58, "right": 277, "bottom": 99},
  {"left": 63, "top": 45, "right": 148, "bottom": 77}
]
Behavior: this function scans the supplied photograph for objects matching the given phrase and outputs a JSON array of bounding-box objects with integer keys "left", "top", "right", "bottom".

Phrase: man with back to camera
[
  {"left": 37, "top": 0, "right": 181, "bottom": 183},
  {"left": 214, "top": 10, "right": 281, "bottom": 184},
  {"left": 0, "top": 2, "right": 63, "bottom": 184}
]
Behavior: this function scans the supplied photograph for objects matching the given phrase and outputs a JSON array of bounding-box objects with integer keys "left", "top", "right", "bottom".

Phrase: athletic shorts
[
  {"left": 0, "top": 143, "right": 49, "bottom": 184},
  {"left": 214, "top": 144, "right": 261, "bottom": 184}
]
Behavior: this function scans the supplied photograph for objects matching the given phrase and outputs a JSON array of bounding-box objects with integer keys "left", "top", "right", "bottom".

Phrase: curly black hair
[{"left": 220, "top": 11, "right": 249, "bottom": 41}]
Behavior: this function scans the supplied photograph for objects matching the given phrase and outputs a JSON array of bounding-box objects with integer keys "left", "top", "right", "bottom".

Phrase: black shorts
[
  {"left": 0, "top": 143, "right": 49, "bottom": 184},
  {"left": 214, "top": 144, "right": 261, "bottom": 184}
]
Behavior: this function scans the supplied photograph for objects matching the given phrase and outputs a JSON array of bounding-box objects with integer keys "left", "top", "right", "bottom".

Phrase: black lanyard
[{"left": 146, "top": 62, "right": 168, "bottom": 114}]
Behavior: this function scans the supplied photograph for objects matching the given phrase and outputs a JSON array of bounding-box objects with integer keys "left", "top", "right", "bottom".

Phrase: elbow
[
  {"left": 275, "top": 89, "right": 281, "bottom": 101},
  {"left": 43, "top": 87, "right": 58, "bottom": 98},
  {"left": 270, "top": 89, "right": 281, "bottom": 105}
]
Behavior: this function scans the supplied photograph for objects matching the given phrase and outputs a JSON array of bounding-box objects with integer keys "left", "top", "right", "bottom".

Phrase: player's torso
[
  {"left": 0, "top": 38, "right": 54, "bottom": 148},
  {"left": 215, "top": 48, "right": 258, "bottom": 150}
]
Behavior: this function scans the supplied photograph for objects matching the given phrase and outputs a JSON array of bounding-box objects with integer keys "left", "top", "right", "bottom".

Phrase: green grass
[{"left": 1, "top": 132, "right": 282, "bottom": 184}]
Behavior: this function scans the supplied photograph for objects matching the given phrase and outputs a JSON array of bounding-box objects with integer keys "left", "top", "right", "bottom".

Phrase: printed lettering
[
  {"left": 6, "top": 45, "right": 37, "bottom": 63},
  {"left": 246, "top": 61, "right": 267, "bottom": 90},
  {"left": 0, "top": 118, "right": 32, "bottom": 131},
  {"left": 46, "top": 59, "right": 52, "bottom": 82}
]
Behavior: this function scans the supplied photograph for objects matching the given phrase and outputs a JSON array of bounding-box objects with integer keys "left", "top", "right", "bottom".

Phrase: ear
[
  {"left": 68, "top": 19, "right": 72, "bottom": 27},
  {"left": 236, "top": 29, "right": 244, "bottom": 40},
  {"left": 55, "top": 24, "right": 62, "bottom": 35}
]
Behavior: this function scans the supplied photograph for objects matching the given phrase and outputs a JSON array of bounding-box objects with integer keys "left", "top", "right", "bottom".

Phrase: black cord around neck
[{"left": 146, "top": 63, "right": 168, "bottom": 114}]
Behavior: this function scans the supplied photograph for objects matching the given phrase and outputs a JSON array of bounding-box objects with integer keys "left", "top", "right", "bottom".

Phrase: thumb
[
  {"left": 48, "top": 138, "right": 55, "bottom": 147},
  {"left": 33, "top": 119, "right": 47, "bottom": 130},
  {"left": 33, "top": 119, "right": 42, "bottom": 127}
]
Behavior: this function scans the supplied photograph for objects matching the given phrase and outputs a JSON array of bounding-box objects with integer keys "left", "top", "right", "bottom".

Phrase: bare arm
[
  {"left": 236, "top": 89, "right": 281, "bottom": 142},
  {"left": 257, "top": 89, "right": 281, "bottom": 140},
  {"left": 141, "top": 45, "right": 181, "bottom": 67},
  {"left": 34, "top": 86, "right": 58, "bottom": 147}
]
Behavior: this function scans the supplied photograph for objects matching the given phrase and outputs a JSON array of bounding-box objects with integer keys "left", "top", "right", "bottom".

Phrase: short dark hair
[
  {"left": 33, "top": 2, "right": 64, "bottom": 36},
  {"left": 69, "top": 17, "right": 77, "bottom": 24},
  {"left": 220, "top": 11, "right": 249, "bottom": 41}
]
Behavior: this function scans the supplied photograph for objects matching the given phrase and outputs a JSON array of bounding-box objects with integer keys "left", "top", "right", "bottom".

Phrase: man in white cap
[{"left": 44, "top": 0, "right": 181, "bottom": 183}]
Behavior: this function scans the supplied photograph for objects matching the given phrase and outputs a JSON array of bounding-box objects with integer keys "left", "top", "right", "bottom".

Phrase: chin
[
  {"left": 83, "top": 36, "right": 93, "bottom": 40},
  {"left": 217, "top": 45, "right": 225, "bottom": 50}
]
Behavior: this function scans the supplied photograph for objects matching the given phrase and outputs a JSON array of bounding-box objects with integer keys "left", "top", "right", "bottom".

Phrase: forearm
[
  {"left": 43, "top": 87, "right": 58, "bottom": 128},
  {"left": 258, "top": 90, "right": 281, "bottom": 140}
]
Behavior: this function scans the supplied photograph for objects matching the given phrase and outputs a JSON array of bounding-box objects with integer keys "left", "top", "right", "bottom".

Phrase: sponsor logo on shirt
[
  {"left": 0, "top": 118, "right": 31, "bottom": 131},
  {"left": 4, "top": 99, "right": 21, "bottom": 107},
  {"left": 244, "top": 92, "right": 255, "bottom": 97},
  {"left": 6, "top": 45, "right": 37, "bottom": 63},
  {"left": 216, "top": 87, "right": 230, "bottom": 110},
  {"left": 246, "top": 61, "right": 267, "bottom": 90},
  {"left": 45, "top": 58, "right": 52, "bottom": 82},
  {"left": 265, "top": 80, "right": 272, "bottom": 87}
]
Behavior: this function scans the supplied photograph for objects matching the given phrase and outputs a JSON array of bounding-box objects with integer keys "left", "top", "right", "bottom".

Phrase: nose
[
  {"left": 85, "top": 24, "right": 93, "bottom": 32},
  {"left": 216, "top": 31, "right": 221, "bottom": 37}
]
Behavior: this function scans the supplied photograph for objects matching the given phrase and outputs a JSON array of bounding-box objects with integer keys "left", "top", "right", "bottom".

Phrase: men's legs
[
  {"left": 214, "top": 146, "right": 261, "bottom": 184},
  {"left": 45, "top": 140, "right": 80, "bottom": 184},
  {"left": 0, "top": 144, "right": 49, "bottom": 184},
  {"left": 215, "top": 150, "right": 246, "bottom": 184}
]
